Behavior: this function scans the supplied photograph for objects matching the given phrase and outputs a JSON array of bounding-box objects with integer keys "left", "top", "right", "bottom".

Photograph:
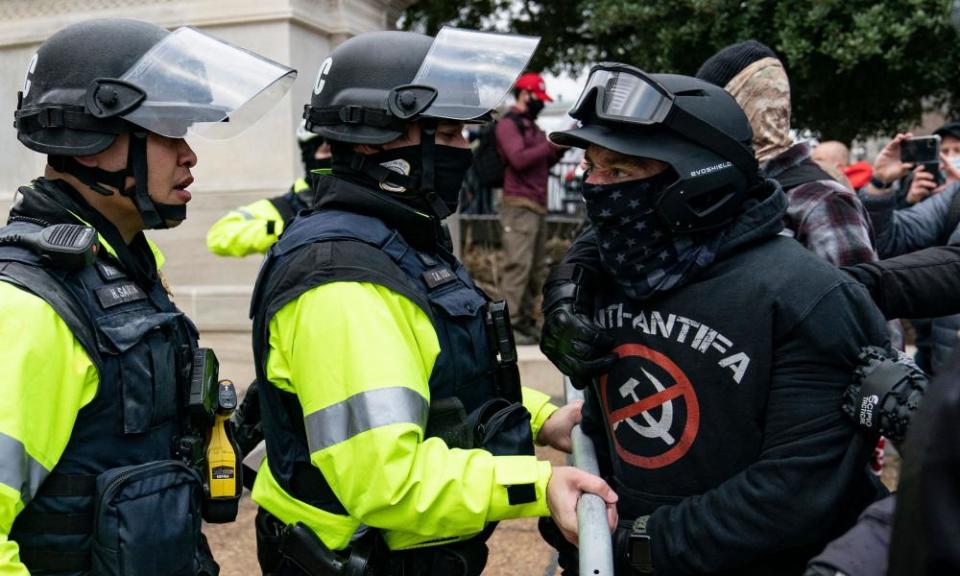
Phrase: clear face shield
[
  {"left": 113, "top": 27, "right": 296, "bottom": 139},
  {"left": 568, "top": 63, "right": 757, "bottom": 177},
  {"left": 412, "top": 27, "right": 541, "bottom": 121}
]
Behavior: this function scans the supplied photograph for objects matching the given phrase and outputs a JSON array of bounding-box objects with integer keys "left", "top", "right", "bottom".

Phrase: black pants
[{"left": 256, "top": 509, "right": 488, "bottom": 576}]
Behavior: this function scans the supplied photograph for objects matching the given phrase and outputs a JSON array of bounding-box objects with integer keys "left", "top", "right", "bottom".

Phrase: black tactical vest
[{"left": 0, "top": 220, "right": 208, "bottom": 576}]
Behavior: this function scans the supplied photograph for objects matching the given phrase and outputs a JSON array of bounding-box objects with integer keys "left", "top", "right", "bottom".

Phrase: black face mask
[
  {"left": 526, "top": 98, "right": 545, "bottom": 119},
  {"left": 331, "top": 144, "right": 473, "bottom": 217},
  {"left": 432, "top": 145, "right": 474, "bottom": 214}
]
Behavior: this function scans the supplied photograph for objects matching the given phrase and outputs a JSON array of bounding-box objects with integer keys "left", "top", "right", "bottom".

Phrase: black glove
[
  {"left": 540, "top": 264, "right": 616, "bottom": 390},
  {"left": 843, "top": 346, "right": 927, "bottom": 446}
]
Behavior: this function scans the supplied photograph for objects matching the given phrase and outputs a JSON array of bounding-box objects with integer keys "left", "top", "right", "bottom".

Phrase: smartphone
[{"left": 901, "top": 135, "right": 944, "bottom": 185}]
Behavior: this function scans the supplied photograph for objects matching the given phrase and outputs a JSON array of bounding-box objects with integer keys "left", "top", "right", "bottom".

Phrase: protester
[
  {"left": 497, "top": 72, "right": 567, "bottom": 344},
  {"left": 564, "top": 41, "right": 876, "bottom": 274},
  {"left": 864, "top": 132, "right": 960, "bottom": 374},
  {"left": 696, "top": 41, "right": 876, "bottom": 267},
  {"left": 887, "top": 348, "right": 960, "bottom": 574},
  {"left": 891, "top": 121, "right": 960, "bottom": 206},
  {"left": 549, "top": 39, "right": 893, "bottom": 479},
  {"left": 247, "top": 29, "right": 616, "bottom": 576},
  {"left": 206, "top": 124, "right": 330, "bottom": 257},
  {"left": 806, "top": 334, "right": 960, "bottom": 576},
  {"left": 812, "top": 140, "right": 855, "bottom": 189},
  {"left": 0, "top": 18, "right": 293, "bottom": 574},
  {"left": 537, "top": 64, "right": 887, "bottom": 575}
]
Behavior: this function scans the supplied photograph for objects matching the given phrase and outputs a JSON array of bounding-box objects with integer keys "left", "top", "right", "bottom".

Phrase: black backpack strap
[
  {"left": 775, "top": 158, "right": 836, "bottom": 191},
  {"left": 502, "top": 110, "right": 528, "bottom": 136},
  {"left": 0, "top": 260, "right": 101, "bottom": 370}
]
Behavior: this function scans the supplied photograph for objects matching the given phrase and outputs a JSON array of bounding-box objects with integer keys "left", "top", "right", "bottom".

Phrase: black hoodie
[{"left": 580, "top": 183, "right": 888, "bottom": 575}]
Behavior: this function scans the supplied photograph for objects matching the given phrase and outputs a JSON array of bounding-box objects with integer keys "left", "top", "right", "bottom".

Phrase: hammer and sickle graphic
[
  {"left": 601, "top": 343, "right": 701, "bottom": 469},
  {"left": 616, "top": 369, "right": 676, "bottom": 446}
]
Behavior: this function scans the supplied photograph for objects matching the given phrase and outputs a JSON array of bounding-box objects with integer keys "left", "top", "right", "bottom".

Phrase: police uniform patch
[
  {"left": 95, "top": 282, "right": 147, "bottom": 309},
  {"left": 95, "top": 261, "right": 125, "bottom": 281},
  {"left": 422, "top": 267, "right": 457, "bottom": 289}
]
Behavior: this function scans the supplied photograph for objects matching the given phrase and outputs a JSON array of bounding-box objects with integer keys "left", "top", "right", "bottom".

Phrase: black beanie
[
  {"left": 695, "top": 40, "right": 779, "bottom": 88},
  {"left": 934, "top": 121, "right": 960, "bottom": 142}
]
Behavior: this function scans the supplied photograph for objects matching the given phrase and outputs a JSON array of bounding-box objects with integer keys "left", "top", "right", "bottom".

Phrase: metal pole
[{"left": 565, "top": 377, "right": 615, "bottom": 575}]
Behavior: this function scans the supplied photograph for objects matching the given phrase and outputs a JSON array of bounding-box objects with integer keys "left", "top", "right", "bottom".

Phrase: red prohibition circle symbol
[{"left": 600, "top": 343, "right": 700, "bottom": 469}]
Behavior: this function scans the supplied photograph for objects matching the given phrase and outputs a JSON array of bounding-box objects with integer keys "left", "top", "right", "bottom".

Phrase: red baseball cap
[{"left": 515, "top": 72, "right": 553, "bottom": 102}]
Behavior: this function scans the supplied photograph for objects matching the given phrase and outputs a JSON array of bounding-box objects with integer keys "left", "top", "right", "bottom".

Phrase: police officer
[
  {"left": 248, "top": 28, "right": 617, "bottom": 575},
  {"left": 0, "top": 18, "right": 293, "bottom": 574},
  {"left": 537, "top": 65, "right": 888, "bottom": 575},
  {"left": 206, "top": 123, "right": 331, "bottom": 257}
]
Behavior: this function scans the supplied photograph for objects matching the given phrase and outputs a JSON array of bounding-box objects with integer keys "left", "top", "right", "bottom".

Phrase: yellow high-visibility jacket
[
  {"left": 252, "top": 280, "right": 558, "bottom": 551},
  {"left": 206, "top": 178, "right": 310, "bottom": 257},
  {"left": 0, "top": 237, "right": 165, "bottom": 575}
]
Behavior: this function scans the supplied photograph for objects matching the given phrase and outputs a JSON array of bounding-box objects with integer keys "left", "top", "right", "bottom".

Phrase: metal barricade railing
[
  {"left": 548, "top": 160, "right": 584, "bottom": 215},
  {"left": 565, "top": 377, "right": 615, "bottom": 575}
]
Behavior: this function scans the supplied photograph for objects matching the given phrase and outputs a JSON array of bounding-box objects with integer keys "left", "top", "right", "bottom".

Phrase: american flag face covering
[{"left": 581, "top": 172, "right": 723, "bottom": 300}]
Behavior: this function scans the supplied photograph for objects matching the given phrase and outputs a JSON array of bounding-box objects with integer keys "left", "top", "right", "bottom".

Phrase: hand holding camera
[
  {"left": 905, "top": 164, "right": 939, "bottom": 204},
  {"left": 870, "top": 132, "right": 916, "bottom": 190}
]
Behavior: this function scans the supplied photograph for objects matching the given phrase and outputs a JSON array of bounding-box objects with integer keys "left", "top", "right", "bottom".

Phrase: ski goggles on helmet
[{"left": 569, "top": 63, "right": 758, "bottom": 179}]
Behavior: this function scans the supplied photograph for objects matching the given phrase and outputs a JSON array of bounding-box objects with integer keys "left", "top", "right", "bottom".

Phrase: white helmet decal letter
[
  {"left": 22, "top": 53, "right": 39, "bottom": 98},
  {"left": 313, "top": 57, "right": 333, "bottom": 96}
]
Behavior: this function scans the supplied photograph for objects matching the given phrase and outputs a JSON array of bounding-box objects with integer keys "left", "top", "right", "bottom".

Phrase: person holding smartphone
[
  {"left": 895, "top": 124, "right": 960, "bottom": 205},
  {"left": 865, "top": 132, "right": 960, "bottom": 374}
]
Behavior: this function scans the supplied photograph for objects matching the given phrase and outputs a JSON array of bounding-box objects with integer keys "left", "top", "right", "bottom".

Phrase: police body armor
[
  {"left": 0, "top": 219, "right": 211, "bottom": 576},
  {"left": 249, "top": 202, "right": 536, "bottom": 569}
]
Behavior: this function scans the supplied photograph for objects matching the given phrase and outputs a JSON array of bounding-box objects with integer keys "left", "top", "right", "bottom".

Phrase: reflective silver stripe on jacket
[
  {"left": 304, "top": 386, "right": 429, "bottom": 452},
  {"left": 0, "top": 431, "right": 50, "bottom": 506},
  {"left": 236, "top": 209, "right": 255, "bottom": 220}
]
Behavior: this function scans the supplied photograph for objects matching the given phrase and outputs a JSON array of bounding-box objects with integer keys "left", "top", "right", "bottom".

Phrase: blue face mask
[
  {"left": 582, "top": 170, "right": 723, "bottom": 300},
  {"left": 949, "top": 156, "right": 960, "bottom": 173}
]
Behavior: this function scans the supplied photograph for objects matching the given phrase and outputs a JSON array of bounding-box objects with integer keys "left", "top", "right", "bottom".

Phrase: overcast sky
[{"left": 542, "top": 69, "right": 590, "bottom": 105}]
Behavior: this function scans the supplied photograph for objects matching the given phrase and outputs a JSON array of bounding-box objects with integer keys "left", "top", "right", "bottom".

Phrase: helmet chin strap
[
  {"left": 53, "top": 132, "right": 185, "bottom": 230},
  {"left": 417, "top": 119, "right": 452, "bottom": 220}
]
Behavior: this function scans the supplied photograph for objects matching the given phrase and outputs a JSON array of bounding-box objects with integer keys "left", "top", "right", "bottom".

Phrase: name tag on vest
[
  {"left": 422, "top": 267, "right": 457, "bottom": 289},
  {"left": 96, "top": 261, "right": 126, "bottom": 281},
  {"left": 96, "top": 282, "right": 147, "bottom": 309}
]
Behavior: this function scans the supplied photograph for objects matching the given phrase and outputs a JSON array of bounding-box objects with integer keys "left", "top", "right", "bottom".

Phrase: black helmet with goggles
[{"left": 552, "top": 63, "right": 761, "bottom": 232}]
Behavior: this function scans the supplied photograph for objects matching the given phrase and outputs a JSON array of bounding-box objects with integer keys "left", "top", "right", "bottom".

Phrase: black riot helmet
[
  {"left": 551, "top": 63, "right": 761, "bottom": 232},
  {"left": 15, "top": 18, "right": 295, "bottom": 229},
  {"left": 303, "top": 27, "right": 540, "bottom": 218}
]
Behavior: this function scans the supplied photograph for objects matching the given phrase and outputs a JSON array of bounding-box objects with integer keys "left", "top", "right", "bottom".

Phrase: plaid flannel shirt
[{"left": 764, "top": 142, "right": 878, "bottom": 266}]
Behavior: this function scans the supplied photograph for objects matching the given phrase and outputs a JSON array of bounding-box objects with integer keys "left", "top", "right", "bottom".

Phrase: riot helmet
[
  {"left": 551, "top": 63, "right": 761, "bottom": 232},
  {"left": 15, "top": 18, "right": 296, "bottom": 229},
  {"left": 303, "top": 27, "right": 539, "bottom": 219}
]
